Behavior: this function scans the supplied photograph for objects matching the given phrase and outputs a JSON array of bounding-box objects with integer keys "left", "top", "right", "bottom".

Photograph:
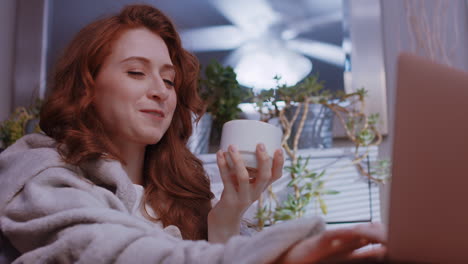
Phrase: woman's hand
[
  {"left": 275, "top": 223, "right": 387, "bottom": 264},
  {"left": 208, "top": 143, "right": 284, "bottom": 243}
]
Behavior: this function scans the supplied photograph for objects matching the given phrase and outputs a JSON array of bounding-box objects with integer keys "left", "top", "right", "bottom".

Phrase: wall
[
  {"left": 379, "top": 0, "right": 468, "bottom": 159},
  {"left": 14, "top": 0, "right": 49, "bottom": 107},
  {"left": 0, "top": 0, "right": 17, "bottom": 121},
  {"left": 47, "top": 0, "right": 129, "bottom": 71},
  {"left": 348, "top": 0, "right": 389, "bottom": 135}
]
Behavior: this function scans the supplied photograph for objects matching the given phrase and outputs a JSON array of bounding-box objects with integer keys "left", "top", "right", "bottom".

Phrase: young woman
[{"left": 0, "top": 4, "right": 385, "bottom": 263}]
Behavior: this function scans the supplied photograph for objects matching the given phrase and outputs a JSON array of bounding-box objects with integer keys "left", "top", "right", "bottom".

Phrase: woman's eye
[
  {"left": 127, "top": 71, "right": 145, "bottom": 77},
  {"left": 164, "top": 79, "right": 175, "bottom": 87}
]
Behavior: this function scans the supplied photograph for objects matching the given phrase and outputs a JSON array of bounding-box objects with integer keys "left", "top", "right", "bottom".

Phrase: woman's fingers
[
  {"left": 246, "top": 167, "right": 258, "bottom": 184},
  {"left": 228, "top": 145, "right": 250, "bottom": 195},
  {"left": 254, "top": 143, "right": 273, "bottom": 188},
  {"left": 291, "top": 229, "right": 377, "bottom": 263},
  {"left": 315, "top": 227, "right": 386, "bottom": 261},
  {"left": 279, "top": 227, "right": 384, "bottom": 264},
  {"left": 221, "top": 144, "right": 285, "bottom": 199},
  {"left": 351, "top": 222, "right": 387, "bottom": 244},
  {"left": 216, "top": 150, "right": 236, "bottom": 193},
  {"left": 270, "top": 149, "right": 284, "bottom": 184},
  {"left": 321, "top": 230, "right": 373, "bottom": 260},
  {"left": 348, "top": 245, "right": 387, "bottom": 260}
]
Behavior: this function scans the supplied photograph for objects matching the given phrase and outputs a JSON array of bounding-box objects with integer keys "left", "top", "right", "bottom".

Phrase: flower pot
[
  {"left": 25, "top": 118, "right": 40, "bottom": 134},
  {"left": 187, "top": 113, "right": 213, "bottom": 154},
  {"left": 285, "top": 103, "right": 334, "bottom": 149}
]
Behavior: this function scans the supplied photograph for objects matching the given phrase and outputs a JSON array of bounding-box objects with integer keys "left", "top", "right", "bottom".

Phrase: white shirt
[
  {"left": 132, "top": 184, "right": 183, "bottom": 239},
  {"left": 132, "top": 184, "right": 254, "bottom": 238}
]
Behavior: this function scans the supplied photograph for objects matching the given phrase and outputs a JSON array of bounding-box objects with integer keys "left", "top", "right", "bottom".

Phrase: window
[{"left": 199, "top": 144, "right": 382, "bottom": 229}]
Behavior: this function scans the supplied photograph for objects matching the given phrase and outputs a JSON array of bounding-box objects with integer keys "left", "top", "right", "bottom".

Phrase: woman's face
[{"left": 93, "top": 28, "right": 177, "bottom": 146}]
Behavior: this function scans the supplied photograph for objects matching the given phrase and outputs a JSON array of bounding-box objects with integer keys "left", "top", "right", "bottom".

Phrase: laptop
[{"left": 387, "top": 53, "right": 468, "bottom": 263}]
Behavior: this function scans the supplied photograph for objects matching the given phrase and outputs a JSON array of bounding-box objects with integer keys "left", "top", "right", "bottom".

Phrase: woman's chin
[
  {"left": 143, "top": 135, "right": 163, "bottom": 145},
  {"left": 132, "top": 130, "right": 165, "bottom": 145}
]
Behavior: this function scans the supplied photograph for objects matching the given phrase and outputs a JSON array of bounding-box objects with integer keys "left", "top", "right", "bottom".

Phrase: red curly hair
[{"left": 39, "top": 4, "right": 214, "bottom": 240}]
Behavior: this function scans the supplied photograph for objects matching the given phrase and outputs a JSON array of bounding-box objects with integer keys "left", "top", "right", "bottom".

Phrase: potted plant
[
  {"left": 0, "top": 99, "right": 43, "bottom": 151},
  {"left": 325, "top": 88, "right": 392, "bottom": 222},
  {"left": 323, "top": 88, "right": 386, "bottom": 183},
  {"left": 188, "top": 60, "right": 251, "bottom": 153},
  {"left": 254, "top": 75, "right": 335, "bottom": 149},
  {"left": 252, "top": 76, "right": 389, "bottom": 230},
  {"left": 252, "top": 75, "right": 339, "bottom": 229}
]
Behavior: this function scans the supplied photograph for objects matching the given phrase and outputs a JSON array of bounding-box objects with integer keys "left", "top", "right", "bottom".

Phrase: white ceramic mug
[{"left": 220, "top": 120, "right": 283, "bottom": 169}]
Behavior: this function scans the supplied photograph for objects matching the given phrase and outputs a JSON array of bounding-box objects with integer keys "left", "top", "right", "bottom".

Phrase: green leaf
[
  {"left": 318, "top": 197, "right": 328, "bottom": 215},
  {"left": 323, "top": 190, "right": 340, "bottom": 195},
  {"left": 199, "top": 60, "right": 251, "bottom": 129},
  {"left": 284, "top": 165, "right": 297, "bottom": 174},
  {"left": 368, "top": 113, "right": 380, "bottom": 126},
  {"left": 356, "top": 88, "right": 368, "bottom": 98},
  {"left": 358, "top": 129, "right": 375, "bottom": 146},
  {"left": 274, "top": 210, "right": 294, "bottom": 221},
  {"left": 346, "top": 120, "right": 355, "bottom": 131},
  {"left": 315, "top": 170, "right": 326, "bottom": 179},
  {"left": 317, "top": 181, "right": 324, "bottom": 189},
  {"left": 287, "top": 177, "right": 300, "bottom": 187}
]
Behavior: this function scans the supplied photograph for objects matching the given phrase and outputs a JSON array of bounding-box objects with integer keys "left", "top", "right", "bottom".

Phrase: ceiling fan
[{"left": 180, "top": 0, "right": 345, "bottom": 91}]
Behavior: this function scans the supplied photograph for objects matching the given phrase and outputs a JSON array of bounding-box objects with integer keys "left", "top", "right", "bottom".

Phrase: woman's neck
[{"left": 115, "top": 141, "right": 146, "bottom": 186}]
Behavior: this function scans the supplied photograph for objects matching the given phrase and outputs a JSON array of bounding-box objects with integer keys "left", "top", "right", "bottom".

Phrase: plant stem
[{"left": 257, "top": 193, "right": 264, "bottom": 229}]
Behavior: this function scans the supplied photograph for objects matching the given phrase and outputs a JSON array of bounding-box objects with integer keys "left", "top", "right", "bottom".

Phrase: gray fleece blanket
[{"left": 0, "top": 133, "right": 325, "bottom": 264}]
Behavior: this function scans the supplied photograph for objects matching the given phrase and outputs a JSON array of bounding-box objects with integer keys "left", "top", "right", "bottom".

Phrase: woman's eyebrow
[
  {"left": 120, "top": 56, "right": 151, "bottom": 65},
  {"left": 120, "top": 56, "right": 175, "bottom": 74},
  {"left": 161, "top": 64, "right": 175, "bottom": 76}
]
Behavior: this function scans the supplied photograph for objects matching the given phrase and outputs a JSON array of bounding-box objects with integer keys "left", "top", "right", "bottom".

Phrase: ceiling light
[{"left": 228, "top": 44, "right": 312, "bottom": 92}]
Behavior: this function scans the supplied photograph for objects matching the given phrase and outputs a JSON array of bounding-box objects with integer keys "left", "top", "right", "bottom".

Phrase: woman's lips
[{"left": 140, "top": 110, "right": 165, "bottom": 121}]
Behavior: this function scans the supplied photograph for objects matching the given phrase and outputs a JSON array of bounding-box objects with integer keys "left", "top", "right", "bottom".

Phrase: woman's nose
[{"left": 148, "top": 77, "right": 169, "bottom": 101}]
